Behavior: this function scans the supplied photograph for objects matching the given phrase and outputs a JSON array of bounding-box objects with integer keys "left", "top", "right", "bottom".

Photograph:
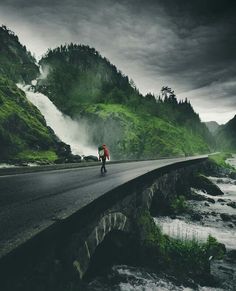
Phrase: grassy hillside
[
  {"left": 0, "top": 25, "right": 39, "bottom": 83},
  {"left": 0, "top": 76, "right": 70, "bottom": 163},
  {"left": 77, "top": 104, "right": 209, "bottom": 159},
  {"left": 216, "top": 115, "right": 236, "bottom": 152}
]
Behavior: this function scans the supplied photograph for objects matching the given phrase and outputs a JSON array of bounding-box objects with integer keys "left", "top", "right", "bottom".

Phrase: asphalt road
[{"left": 0, "top": 156, "right": 206, "bottom": 258}]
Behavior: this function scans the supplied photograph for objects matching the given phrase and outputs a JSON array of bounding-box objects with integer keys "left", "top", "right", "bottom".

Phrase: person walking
[{"left": 98, "top": 144, "right": 110, "bottom": 174}]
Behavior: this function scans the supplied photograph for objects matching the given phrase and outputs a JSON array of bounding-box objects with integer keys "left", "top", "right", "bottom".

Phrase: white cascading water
[{"left": 18, "top": 84, "right": 97, "bottom": 157}]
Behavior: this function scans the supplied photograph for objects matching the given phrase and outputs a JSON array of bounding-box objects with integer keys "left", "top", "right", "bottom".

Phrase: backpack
[{"left": 98, "top": 146, "right": 105, "bottom": 157}]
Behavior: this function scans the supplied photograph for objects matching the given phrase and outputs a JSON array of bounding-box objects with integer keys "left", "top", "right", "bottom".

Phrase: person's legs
[
  {"left": 104, "top": 159, "right": 107, "bottom": 172},
  {"left": 101, "top": 158, "right": 106, "bottom": 173}
]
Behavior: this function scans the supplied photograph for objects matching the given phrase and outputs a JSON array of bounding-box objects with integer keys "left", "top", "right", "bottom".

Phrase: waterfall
[{"left": 18, "top": 84, "right": 97, "bottom": 157}]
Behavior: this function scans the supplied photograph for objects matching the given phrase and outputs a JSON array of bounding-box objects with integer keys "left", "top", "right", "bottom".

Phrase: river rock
[
  {"left": 83, "top": 155, "right": 99, "bottom": 162},
  {"left": 191, "top": 174, "right": 224, "bottom": 196},
  {"left": 206, "top": 197, "right": 215, "bottom": 203},
  {"left": 189, "top": 191, "right": 206, "bottom": 201},
  {"left": 191, "top": 213, "right": 202, "bottom": 221},
  {"left": 229, "top": 172, "right": 236, "bottom": 179},
  {"left": 68, "top": 155, "right": 82, "bottom": 163},
  {"left": 227, "top": 201, "right": 236, "bottom": 209},
  {"left": 204, "top": 202, "right": 210, "bottom": 207},
  {"left": 218, "top": 198, "right": 226, "bottom": 203},
  {"left": 189, "top": 191, "right": 215, "bottom": 203},
  {"left": 216, "top": 178, "right": 225, "bottom": 183},
  {"left": 227, "top": 250, "right": 236, "bottom": 260},
  {"left": 170, "top": 214, "right": 176, "bottom": 219},
  {"left": 220, "top": 213, "right": 231, "bottom": 222}
]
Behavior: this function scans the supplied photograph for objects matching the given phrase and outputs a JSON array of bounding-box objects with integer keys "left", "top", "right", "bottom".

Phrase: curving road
[{"left": 0, "top": 156, "right": 206, "bottom": 258}]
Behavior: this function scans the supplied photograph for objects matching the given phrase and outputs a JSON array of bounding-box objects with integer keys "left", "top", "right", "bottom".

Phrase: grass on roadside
[{"left": 209, "top": 152, "right": 235, "bottom": 171}]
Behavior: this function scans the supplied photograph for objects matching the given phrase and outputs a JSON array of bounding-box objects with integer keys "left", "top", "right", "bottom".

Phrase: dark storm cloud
[{"left": 0, "top": 0, "right": 236, "bottom": 123}]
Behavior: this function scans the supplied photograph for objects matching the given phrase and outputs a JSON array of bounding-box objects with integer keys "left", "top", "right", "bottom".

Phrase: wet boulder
[
  {"left": 227, "top": 201, "right": 236, "bottom": 209},
  {"left": 83, "top": 155, "right": 99, "bottom": 162},
  {"left": 229, "top": 172, "right": 236, "bottom": 179},
  {"left": 67, "top": 155, "right": 82, "bottom": 163},
  {"left": 190, "top": 174, "right": 224, "bottom": 196},
  {"left": 206, "top": 197, "right": 216, "bottom": 203},
  {"left": 218, "top": 198, "right": 226, "bottom": 203},
  {"left": 220, "top": 213, "right": 231, "bottom": 222},
  {"left": 227, "top": 250, "right": 236, "bottom": 260},
  {"left": 191, "top": 213, "right": 202, "bottom": 221},
  {"left": 189, "top": 190, "right": 215, "bottom": 203}
]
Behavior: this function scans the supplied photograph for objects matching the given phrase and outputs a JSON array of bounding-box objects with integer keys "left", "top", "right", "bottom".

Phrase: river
[{"left": 83, "top": 157, "right": 236, "bottom": 290}]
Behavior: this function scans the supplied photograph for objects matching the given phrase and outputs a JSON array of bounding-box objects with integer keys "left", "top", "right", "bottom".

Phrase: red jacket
[
  {"left": 99, "top": 145, "right": 110, "bottom": 160},
  {"left": 104, "top": 146, "right": 110, "bottom": 160}
]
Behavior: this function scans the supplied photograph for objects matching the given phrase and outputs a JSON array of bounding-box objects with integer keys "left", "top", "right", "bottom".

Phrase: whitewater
[{"left": 18, "top": 84, "right": 97, "bottom": 157}]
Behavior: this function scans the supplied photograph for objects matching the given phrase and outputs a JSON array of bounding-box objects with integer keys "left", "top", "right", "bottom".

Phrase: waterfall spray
[{"left": 18, "top": 84, "right": 97, "bottom": 157}]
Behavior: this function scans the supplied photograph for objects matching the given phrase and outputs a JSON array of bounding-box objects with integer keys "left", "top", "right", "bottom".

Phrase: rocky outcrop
[{"left": 190, "top": 174, "right": 224, "bottom": 196}]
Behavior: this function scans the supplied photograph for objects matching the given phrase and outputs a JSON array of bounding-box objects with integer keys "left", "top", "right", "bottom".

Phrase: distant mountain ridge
[
  {"left": 216, "top": 115, "right": 236, "bottom": 152},
  {"left": 204, "top": 121, "right": 220, "bottom": 135}
]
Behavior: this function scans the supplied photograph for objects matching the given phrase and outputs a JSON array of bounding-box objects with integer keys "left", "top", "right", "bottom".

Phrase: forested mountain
[
  {"left": 36, "top": 44, "right": 213, "bottom": 158},
  {"left": 216, "top": 115, "right": 236, "bottom": 152},
  {"left": 37, "top": 44, "right": 141, "bottom": 114},
  {"left": 0, "top": 25, "right": 39, "bottom": 83}
]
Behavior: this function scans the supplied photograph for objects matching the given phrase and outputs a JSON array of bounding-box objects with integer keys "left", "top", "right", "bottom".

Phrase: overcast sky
[{"left": 0, "top": 0, "right": 236, "bottom": 124}]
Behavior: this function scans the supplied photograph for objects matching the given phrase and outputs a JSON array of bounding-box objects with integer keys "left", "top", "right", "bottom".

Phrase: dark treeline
[{"left": 144, "top": 87, "right": 214, "bottom": 146}]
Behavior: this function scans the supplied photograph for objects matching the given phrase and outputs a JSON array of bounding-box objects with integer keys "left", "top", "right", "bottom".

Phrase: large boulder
[
  {"left": 190, "top": 174, "right": 224, "bottom": 196},
  {"left": 83, "top": 155, "right": 99, "bottom": 162}
]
